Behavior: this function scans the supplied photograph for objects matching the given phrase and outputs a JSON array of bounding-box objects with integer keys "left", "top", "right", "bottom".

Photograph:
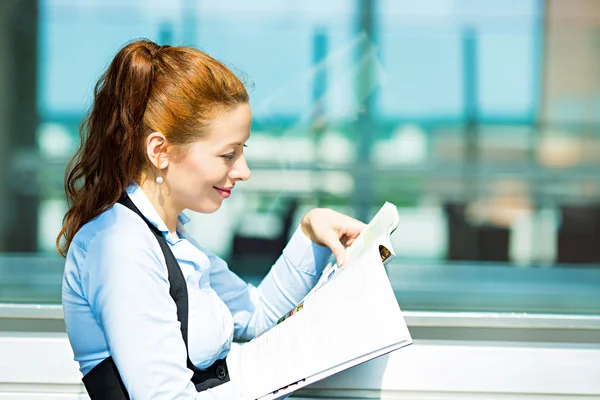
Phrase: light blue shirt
[{"left": 62, "top": 183, "right": 331, "bottom": 399}]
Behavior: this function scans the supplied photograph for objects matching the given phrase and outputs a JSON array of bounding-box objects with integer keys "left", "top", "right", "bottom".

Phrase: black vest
[{"left": 82, "top": 194, "right": 230, "bottom": 399}]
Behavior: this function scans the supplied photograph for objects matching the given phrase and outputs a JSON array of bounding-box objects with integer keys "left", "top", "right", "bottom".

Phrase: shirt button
[{"left": 216, "top": 365, "right": 226, "bottom": 380}]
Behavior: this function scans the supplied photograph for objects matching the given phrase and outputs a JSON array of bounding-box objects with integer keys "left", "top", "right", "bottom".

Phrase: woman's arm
[
  {"left": 202, "top": 224, "right": 332, "bottom": 340},
  {"left": 83, "top": 225, "right": 237, "bottom": 399},
  {"left": 204, "top": 208, "right": 365, "bottom": 340}
]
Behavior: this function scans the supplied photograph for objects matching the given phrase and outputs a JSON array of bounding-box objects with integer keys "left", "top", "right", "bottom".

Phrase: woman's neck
[{"left": 138, "top": 178, "right": 181, "bottom": 235}]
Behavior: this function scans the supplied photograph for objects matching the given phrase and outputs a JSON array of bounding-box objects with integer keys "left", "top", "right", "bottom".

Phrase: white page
[
  {"left": 257, "top": 341, "right": 410, "bottom": 400},
  {"left": 236, "top": 247, "right": 411, "bottom": 400}
]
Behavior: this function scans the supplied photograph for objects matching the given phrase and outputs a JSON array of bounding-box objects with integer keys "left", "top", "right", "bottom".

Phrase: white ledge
[
  {"left": 0, "top": 335, "right": 599, "bottom": 398},
  {"left": 1, "top": 303, "right": 600, "bottom": 330},
  {"left": 403, "top": 310, "right": 600, "bottom": 330}
]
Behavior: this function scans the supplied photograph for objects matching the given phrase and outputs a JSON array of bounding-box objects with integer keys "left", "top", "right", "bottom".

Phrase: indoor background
[
  {"left": 1, "top": 0, "right": 599, "bottom": 312},
  {"left": 0, "top": 0, "right": 598, "bottom": 398}
]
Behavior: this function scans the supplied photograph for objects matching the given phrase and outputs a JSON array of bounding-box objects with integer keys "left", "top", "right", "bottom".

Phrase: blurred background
[
  {"left": 1, "top": 1, "right": 600, "bottom": 398},
  {"left": 1, "top": 0, "right": 600, "bottom": 319}
]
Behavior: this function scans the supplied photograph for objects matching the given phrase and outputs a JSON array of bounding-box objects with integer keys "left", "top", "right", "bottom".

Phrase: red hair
[{"left": 56, "top": 39, "right": 249, "bottom": 257}]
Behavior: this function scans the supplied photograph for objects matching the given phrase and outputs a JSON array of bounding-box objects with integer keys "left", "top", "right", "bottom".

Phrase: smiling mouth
[{"left": 214, "top": 186, "right": 232, "bottom": 198}]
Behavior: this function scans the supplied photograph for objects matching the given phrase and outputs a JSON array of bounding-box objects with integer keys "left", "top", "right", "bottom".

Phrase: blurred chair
[
  {"left": 444, "top": 203, "right": 510, "bottom": 263},
  {"left": 229, "top": 198, "right": 300, "bottom": 276},
  {"left": 557, "top": 205, "right": 600, "bottom": 265}
]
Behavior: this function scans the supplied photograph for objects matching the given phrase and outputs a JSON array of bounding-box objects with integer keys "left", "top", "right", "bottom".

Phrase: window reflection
[{"left": 0, "top": 0, "right": 599, "bottom": 314}]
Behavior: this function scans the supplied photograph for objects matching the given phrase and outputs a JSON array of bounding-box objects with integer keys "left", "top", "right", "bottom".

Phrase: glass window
[{"left": 1, "top": 0, "right": 599, "bottom": 316}]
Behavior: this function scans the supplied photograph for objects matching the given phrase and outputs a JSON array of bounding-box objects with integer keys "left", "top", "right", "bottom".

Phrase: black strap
[
  {"left": 118, "top": 194, "right": 194, "bottom": 367},
  {"left": 82, "top": 193, "right": 229, "bottom": 399},
  {"left": 83, "top": 357, "right": 129, "bottom": 399}
]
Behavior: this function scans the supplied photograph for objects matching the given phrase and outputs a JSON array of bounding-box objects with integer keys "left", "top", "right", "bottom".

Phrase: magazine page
[{"left": 236, "top": 246, "right": 411, "bottom": 400}]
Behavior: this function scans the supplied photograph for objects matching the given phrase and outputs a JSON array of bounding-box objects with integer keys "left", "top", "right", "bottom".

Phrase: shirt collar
[{"left": 125, "top": 182, "right": 191, "bottom": 244}]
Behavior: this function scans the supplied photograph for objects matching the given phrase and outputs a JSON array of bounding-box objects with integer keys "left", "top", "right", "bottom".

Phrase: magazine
[{"left": 227, "top": 202, "right": 413, "bottom": 400}]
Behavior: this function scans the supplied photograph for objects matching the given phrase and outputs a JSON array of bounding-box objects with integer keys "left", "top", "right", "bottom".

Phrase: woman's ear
[{"left": 146, "top": 132, "right": 170, "bottom": 169}]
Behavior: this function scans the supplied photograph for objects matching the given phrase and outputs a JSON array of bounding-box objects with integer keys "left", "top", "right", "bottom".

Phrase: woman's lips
[{"left": 214, "top": 186, "right": 232, "bottom": 198}]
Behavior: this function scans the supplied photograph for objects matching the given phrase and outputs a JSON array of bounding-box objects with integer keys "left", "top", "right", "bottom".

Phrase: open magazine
[{"left": 226, "top": 202, "right": 413, "bottom": 400}]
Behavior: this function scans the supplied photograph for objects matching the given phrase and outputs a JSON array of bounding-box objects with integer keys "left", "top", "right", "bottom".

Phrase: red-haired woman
[{"left": 58, "top": 39, "right": 365, "bottom": 399}]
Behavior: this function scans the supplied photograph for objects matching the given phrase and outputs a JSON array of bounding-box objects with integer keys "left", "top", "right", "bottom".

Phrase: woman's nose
[{"left": 231, "top": 155, "right": 251, "bottom": 181}]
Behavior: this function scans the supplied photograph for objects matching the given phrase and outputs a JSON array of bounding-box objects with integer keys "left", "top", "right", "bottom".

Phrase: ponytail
[{"left": 56, "top": 40, "right": 159, "bottom": 257}]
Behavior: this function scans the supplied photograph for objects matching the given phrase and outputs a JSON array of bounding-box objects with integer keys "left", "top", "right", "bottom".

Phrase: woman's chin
[{"left": 189, "top": 199, "right": 223, "bottom": 214}]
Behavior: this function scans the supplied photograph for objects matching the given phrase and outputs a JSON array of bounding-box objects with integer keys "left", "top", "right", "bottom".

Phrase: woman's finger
[{"left": 320, "top": 229, "right": 347, "bottom": 266}]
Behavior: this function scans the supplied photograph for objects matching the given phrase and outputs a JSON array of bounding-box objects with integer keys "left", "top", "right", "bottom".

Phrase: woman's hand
[{"left": 300, "top": 208, "right": 367, "bottom": 266}]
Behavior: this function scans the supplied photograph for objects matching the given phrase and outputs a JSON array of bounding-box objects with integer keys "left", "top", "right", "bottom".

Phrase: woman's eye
[{"left": 222, "top": 145, "right": 246, "bottom": 160}]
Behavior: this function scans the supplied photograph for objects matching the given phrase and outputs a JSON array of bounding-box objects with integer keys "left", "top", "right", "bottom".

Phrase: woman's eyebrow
[
  {"left": 218, "top": 142, "right": 241, "bottom": 150},
  {"left": 223, "top": 135, "right": 251, "bottom": 148}
]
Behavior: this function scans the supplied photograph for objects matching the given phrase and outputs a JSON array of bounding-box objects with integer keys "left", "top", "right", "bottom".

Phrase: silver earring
[{"left": 156, "top": 176, "right": 164, "bottom": 184}]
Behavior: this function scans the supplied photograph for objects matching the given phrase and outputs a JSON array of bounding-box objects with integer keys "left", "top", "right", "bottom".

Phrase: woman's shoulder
[{"left": 71, "top": 202, "right": 156, "bottom": 254}]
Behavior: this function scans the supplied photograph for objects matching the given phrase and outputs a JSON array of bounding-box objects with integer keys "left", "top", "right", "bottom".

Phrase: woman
[{"left": 58, "top": 39, "right": 365, "bottom": 399}]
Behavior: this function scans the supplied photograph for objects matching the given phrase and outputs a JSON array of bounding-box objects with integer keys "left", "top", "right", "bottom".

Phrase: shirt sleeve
[
  {"left": 83, "top": 225, "right": 238, "bottom": 400},
  {"left": 206, "top": 225, "right": 332, "bottom": 340}
]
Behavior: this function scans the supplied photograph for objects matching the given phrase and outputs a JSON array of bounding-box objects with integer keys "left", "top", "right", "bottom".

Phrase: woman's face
[{"left": 165, "top": 103, "right": 252, "bottom": 214}]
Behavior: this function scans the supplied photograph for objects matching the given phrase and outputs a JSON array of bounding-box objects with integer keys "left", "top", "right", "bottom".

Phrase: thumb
[{"left": 334, "top": 247, "right": 347, "bottom": 267}]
